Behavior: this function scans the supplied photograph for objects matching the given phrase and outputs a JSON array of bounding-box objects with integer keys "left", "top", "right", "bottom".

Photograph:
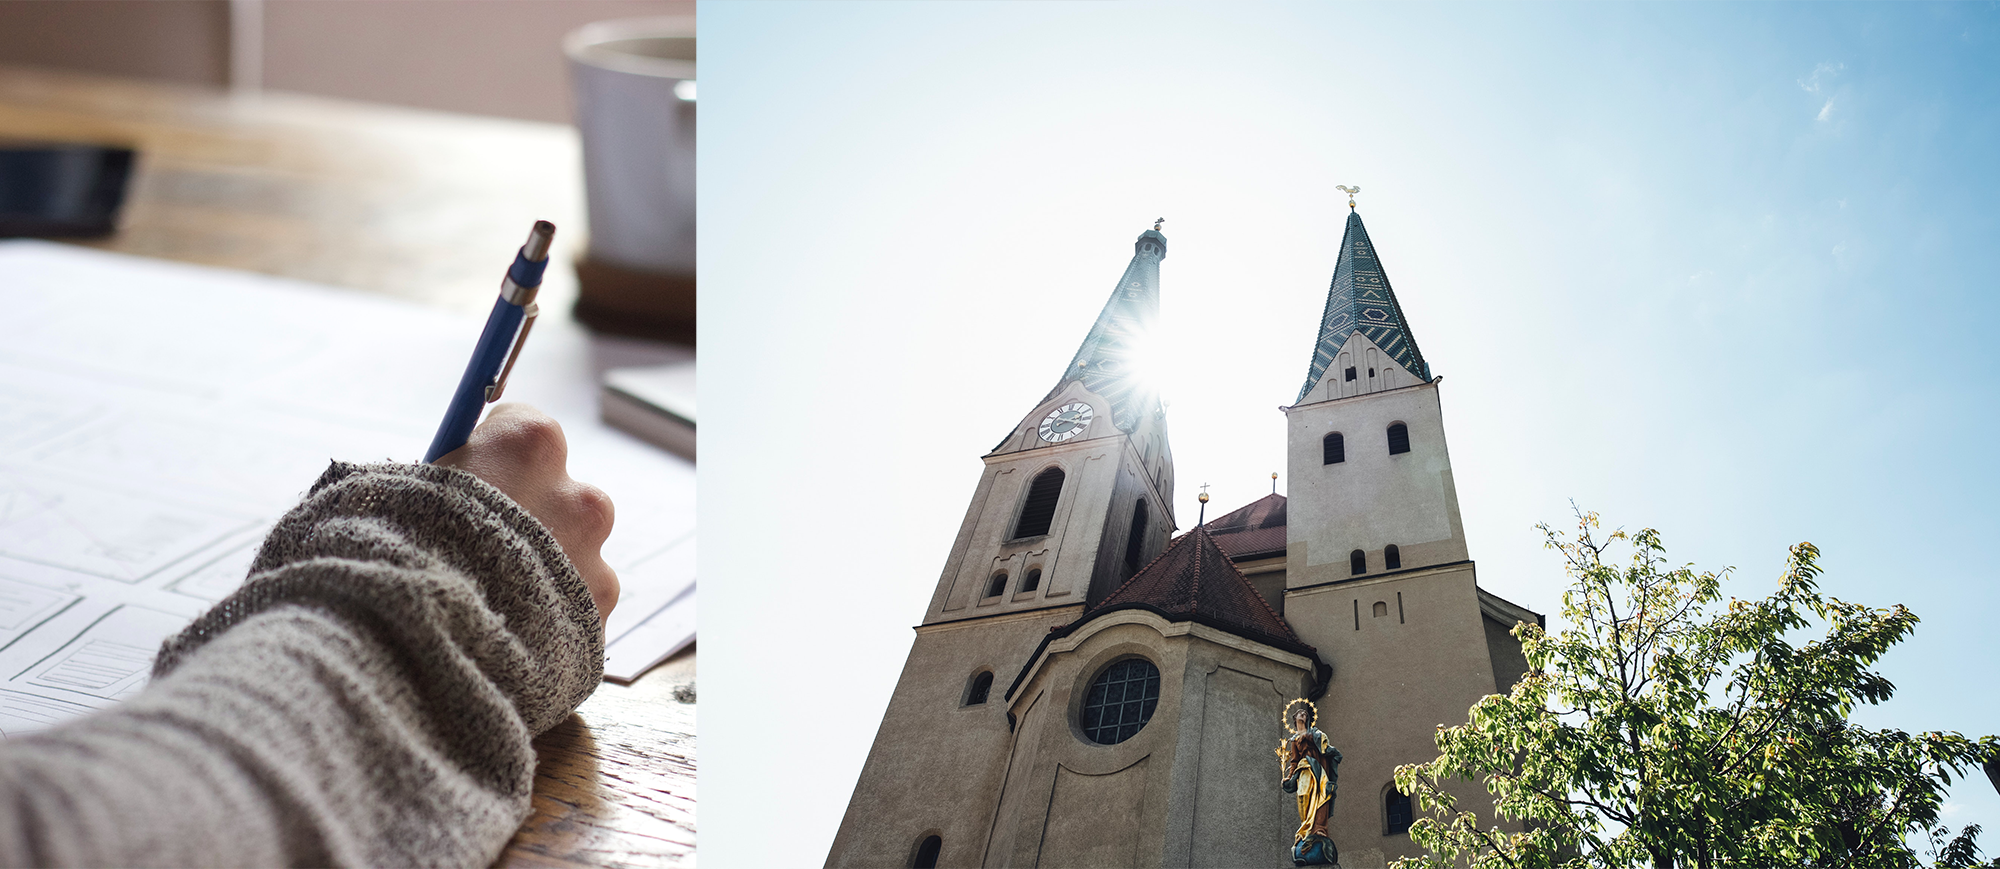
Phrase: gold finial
[
  {"left": 1198, "top": 483, "right": 1209, "bottom": 504},
  {"left": 1336, "top": 185, "right": 1360, "bottom": 210},
  {"left": 1153, "top": 217, "right": 1165, "bottom": 232},
  {"left": 1196, "top": 483, "right": 1209, "bottom": 527}
]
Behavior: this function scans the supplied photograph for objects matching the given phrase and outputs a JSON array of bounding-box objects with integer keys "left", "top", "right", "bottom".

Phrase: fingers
[
  {"left": 432, "top": 403, "right": 620, "bottom": 625},
  {"left": 449, "top": 403, "right": 570, "bottom": 484},
  {"left": 563, "top": 482, "right": 616, "bottom": 549},
  {"left": 571, "top": 553, "right": 620, "bottom": 625}
]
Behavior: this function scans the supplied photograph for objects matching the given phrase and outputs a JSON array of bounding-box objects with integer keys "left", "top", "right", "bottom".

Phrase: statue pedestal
[{"left": 1292, "top": 834, "right": 1338, "bottom": 866}]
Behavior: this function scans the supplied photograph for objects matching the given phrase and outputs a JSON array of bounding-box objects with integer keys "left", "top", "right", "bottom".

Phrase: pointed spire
[
  {"left": 1296, "top": 209, "right": 1431, "bottom": 402},
  {"left": 1046, "top": 225, "right": 1167, "bottom": 432}
]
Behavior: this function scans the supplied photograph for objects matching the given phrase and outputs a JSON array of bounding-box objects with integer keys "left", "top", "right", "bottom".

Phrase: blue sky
[{"left": 698, "top": 2, "right": 2000, "bottom": 862}]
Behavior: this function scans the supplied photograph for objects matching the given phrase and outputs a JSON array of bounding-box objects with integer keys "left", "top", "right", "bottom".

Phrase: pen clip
[{"left": 484, "top": 302, "right": 539, "bottom": 403}]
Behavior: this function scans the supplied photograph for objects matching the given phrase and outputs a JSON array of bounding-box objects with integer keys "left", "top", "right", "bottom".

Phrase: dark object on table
[
  {"left": 0, "top": 143, "right": 134, "bottom": 237},
  {"left": 574, "top": 254, "right": 695, "bottom": 344}
]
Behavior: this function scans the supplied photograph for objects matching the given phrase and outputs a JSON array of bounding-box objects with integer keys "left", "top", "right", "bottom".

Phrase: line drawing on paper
[
  {"left": 0, "top": 689, "right": 95, "bottom": 737},
  {"left": 15, "top": 606, "right": 187, "bottom": 702},
  {"left": 0, "top": 469, "right": 256, "bottom": 583},
  {"left": 168, "top": 538, "right": 263, "bottom": 603},
  {"left": 0, "top": 576, "right": 81, "bottom": 653}
]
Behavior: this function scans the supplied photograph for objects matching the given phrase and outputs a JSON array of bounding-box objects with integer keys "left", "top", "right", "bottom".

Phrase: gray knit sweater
[{"left": 0, "top": 462, "right": 605, "bottom": 867}]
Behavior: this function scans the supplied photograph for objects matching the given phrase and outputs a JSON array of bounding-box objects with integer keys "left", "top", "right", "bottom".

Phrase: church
[{"left": 826, "top": 203, "right": 1543, "bottom": 869}]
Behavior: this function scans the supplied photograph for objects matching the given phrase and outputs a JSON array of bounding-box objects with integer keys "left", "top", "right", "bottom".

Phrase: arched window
[
  {"left": 1350, "top": 549, "right": 1367, "bottom": 575},
  {"left": 1385, "top": 544, "right": 1401, "bottom": 570},
  {"left": 1322, "top": 432, "right": 1345, "bottom": 465},
  {"left": 1385, "top": 788, "right": 1414, "bottom": 835},
  {"left": 1081, "top": 658, "right": 1160, "bottom": 745},
  {"left": 1372, "top": 601, "right": 1388, "bottom": 618},
  {"left": 913, "top": 834, "right": 942, "bottom": 869},
  {"left": 1013, "top": 468, "right": 1065, "bottom": 538},
  {"left": 1387, "top": 423, "right": 1411, "bottom": 455},
  {"left": 1021, "top": 568, "right": 1042, "bottom": 593},
  {"left": 1123, "top": 500, "right": 1150, "bottom": 576},
  {"left": 986, "top": 572, "right": 1007, "bottom": 598},
  {"left": 964, "top": 671, "right": 993, "bottom": 706}
]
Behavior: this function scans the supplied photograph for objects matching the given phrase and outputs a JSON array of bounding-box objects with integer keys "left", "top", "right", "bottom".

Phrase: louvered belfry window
[
  {"left": 1123, "top": 500, "right": 1149, "bottom": 576},
  {"left": 1013, "top": 468, "right": 1065, "bottom": 538},
  {"left": 965, "top": 671, "right": 993, "bottom": 706},
  {"left": 1323, "top": 432, "right": 1345, "bottom": 465},
  {"left": 1081, "top": 658, "right": 1160, "bottom": 745},
  {"left": 1387, "top": 423, "right": 1411, "bottom": 455}
]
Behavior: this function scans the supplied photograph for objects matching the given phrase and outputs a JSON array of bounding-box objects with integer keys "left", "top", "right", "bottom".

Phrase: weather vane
[
  {"left": 1336, "top": 185, "right": 1360, "bottom": 210},
  {"left": 1153, "top": 217, "right": 1165, "bottom": 231}
]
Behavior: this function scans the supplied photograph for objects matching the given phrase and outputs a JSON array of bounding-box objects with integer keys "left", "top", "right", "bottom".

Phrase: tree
[{"left": 1391, "top": 511, "right": 1998, "bottom": 869}]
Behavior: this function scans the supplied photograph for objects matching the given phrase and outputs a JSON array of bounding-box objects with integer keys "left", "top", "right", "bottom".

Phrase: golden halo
[{"left": 1282, "top": 698, "right": 1316, "bottom": 729}]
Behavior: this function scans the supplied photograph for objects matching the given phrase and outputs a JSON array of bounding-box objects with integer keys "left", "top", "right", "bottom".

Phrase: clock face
[{"left": 1038, "top": 402, "right": 1094, "bottom": 443}]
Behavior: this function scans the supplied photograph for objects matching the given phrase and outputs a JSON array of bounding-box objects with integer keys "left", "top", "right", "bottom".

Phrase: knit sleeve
[{"left": 0, "top": 461, "right": 604, "bottom": 868}]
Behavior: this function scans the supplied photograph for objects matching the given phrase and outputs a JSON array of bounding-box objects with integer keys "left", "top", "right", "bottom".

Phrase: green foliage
[
  {"left": 1390, "top": 512, "right": 1998, "bottom": 869},
  {"left": 1929, "top": 825, "right": 2000, "bottom": 869}
]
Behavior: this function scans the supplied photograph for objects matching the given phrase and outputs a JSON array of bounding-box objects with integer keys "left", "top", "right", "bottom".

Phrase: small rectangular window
[{"left": 1344, "top": 367, "right": 1357, "bottom": 382}]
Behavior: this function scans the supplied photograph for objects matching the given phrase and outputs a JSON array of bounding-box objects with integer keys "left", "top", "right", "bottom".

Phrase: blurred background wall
[
  {"left": 0, "top": 0, "right": 690, "bottom": 122},
  {"left": 0, "top": 1, "right": 229, "bottom": 87}
]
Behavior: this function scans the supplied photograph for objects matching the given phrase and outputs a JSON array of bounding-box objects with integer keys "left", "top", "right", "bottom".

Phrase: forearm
[{"left": 0, "top": 463, "right": 604, "bottom": 867}]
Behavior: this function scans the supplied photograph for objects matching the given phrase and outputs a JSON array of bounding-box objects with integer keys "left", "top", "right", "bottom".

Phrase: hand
[{"left": 435, "top": 403, "right": 619, "bottom": 626}]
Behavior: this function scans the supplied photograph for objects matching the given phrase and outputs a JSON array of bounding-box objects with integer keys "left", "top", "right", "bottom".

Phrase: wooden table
[{"left": 0, "top": 64, "right": 696, "bottom": 868}]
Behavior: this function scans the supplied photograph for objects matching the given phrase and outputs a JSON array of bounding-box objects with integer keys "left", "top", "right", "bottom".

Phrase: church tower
[
  {"left": 1279, "top": 204, "right": 1538, "bottom": 865},
  {"left": 828, "top": 227, "right": 1180, "bottom": 869}
]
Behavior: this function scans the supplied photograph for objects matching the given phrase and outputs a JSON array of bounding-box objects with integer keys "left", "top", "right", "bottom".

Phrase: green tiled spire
[
  {"left": 1045, "top": 228, "right": 1167, "bottom": 432},
  {"left": 1296, "top": 211, "right": 1431, "bottom": 402}
]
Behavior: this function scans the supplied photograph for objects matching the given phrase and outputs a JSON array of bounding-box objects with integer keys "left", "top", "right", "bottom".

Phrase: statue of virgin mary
[{"left": 1277, "top": 699, "right": 1340, "bottom": 866}]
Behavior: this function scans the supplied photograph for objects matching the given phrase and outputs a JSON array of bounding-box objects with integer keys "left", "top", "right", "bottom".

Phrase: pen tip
[{"left": 523, "top": 221, "right": 556, "bottom": 261}]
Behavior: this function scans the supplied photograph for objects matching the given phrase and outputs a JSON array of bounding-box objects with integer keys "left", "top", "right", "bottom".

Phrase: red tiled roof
[
  {"left": 1080, "top": 525, "right": 1305, "bottom": 653},
  {"left": 1205, "top": 493, "right": 1287, "bottom": 531},
  {"left": 1004, "top": 521, "right": 1329, "bottom": 703},
  {"left": 1204, "top": 494, "right": 1287, "bottom": 560}
]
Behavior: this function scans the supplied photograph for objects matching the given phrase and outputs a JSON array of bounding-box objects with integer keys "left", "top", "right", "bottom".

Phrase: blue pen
[{"left": 423, "top": 220, "right": 555, "bottom": 462}]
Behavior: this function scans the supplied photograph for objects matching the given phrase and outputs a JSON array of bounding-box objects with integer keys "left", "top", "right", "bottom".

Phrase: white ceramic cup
[{"left": 565, "top": 17, "right": 695, "bottom": 276}]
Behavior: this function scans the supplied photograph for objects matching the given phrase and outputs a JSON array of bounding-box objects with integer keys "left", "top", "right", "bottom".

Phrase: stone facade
[{"left": 829, "top": 214, "right": 1540, "bottom": 868}]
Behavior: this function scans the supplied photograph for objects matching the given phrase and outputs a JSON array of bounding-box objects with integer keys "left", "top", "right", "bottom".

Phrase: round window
[{"left": 1080, "top": 658, "right": 1160, "bottom": 745}]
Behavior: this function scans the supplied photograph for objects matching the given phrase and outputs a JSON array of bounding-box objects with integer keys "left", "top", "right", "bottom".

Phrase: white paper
[{"left": 0, "top": 240, "right": 696, "bottom": 736}]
